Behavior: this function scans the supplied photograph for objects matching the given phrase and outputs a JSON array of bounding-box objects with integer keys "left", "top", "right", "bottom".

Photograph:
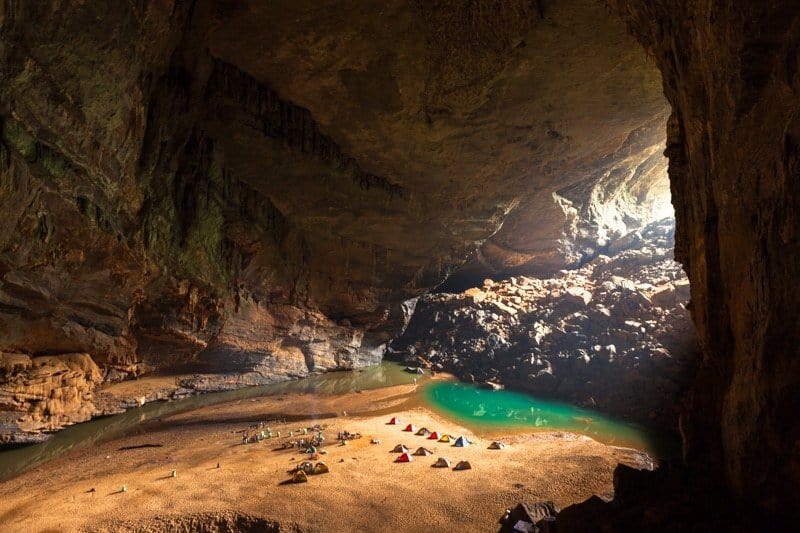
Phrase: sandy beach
[{"left": 0, "top": 383, "right": 651, "bottom": 532}]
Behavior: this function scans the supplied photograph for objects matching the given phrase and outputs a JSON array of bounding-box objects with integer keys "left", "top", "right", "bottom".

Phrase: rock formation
[
  {"left": 0, "top": 0, "right": 797, "bottom": 525},
  {"left": 605, "top": 0, "right": 800, "bottom": 518},
  {"left": 0, "top": 0, "right": 669, "bottom": 441},
  {"left": 392, "top": 218, "right": 697, "bottom": 427}
]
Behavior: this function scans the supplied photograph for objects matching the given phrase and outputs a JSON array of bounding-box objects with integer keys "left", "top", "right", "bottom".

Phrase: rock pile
[{"left": 390, "top": 219, "right": 698, "bottom": 427}]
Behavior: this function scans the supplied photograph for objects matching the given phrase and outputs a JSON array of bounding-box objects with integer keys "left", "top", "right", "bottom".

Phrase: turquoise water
[
  {"left": 424, "top": 382, "right": 657, "bottom": 453},
  {"left": 0, "top": 363, "right": 665, "bottom": 481}
]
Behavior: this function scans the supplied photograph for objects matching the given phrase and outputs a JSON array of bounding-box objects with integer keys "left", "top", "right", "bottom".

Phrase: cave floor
[{"left": 0, "top": 384, "right": 651, "bottom": 532}]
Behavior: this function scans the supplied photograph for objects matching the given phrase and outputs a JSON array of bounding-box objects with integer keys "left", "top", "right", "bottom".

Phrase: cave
[{"left": 0, "top": 1, "right": 798, "bottom": 531}]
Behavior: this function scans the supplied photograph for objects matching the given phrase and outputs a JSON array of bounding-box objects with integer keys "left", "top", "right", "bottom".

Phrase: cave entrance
[{"left": 389, "top": 120, "right": 697, "bottom": 453}]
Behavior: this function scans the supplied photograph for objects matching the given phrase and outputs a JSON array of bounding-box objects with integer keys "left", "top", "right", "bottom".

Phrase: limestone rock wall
[
  {"left": 0, "top": 352, "right": 102, "bottom": 444},
  {"left": 609, "top": 0, "right": 800, "bottom": 514}
]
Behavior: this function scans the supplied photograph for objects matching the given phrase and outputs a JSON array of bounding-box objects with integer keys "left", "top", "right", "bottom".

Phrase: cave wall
[
  {"left": 609, "top": 0, "right": 800, "bottom": 513},
  {"left": 0, "top": 0, "right": 672, "bottom": 439}
]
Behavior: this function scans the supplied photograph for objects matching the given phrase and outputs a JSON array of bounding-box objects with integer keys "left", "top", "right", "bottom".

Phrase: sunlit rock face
[
  {"left": 0, "top": 0, "right": 668, "bottom": 439},
  {"left": 392, "top": 219, "right": 697, "bottom": 428}
]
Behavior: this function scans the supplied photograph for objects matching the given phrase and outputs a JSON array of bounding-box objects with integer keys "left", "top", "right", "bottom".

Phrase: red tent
[
  {"left": 403, "top": 424, "right": 416, "bottom": 432},
  {"left": 388, "top": 417, "right": 400, "bottom": 425},
  {"left": 395, "top": 452, "right": 413, "bottom": 463},
  {"left": 428, "top": 431, "right": 440, "bottom": 440}
]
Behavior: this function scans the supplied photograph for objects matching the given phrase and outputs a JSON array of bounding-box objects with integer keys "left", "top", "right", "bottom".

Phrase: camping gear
[
  {"left": 454, "top": 460, "right": 472, "bottom": 470},
  {"left": 292, "top": 470, "right": 308, "bottom": 483},
  {"left": 453, "top": 436, "right": 471, "bottom": 447},
  {"left": 395, "top": 452, "right": 413, "bottom": 463},
  {"left": 298, "top": 461, "right": 314, "bottom": 473},
  {"left": 416, "top": 427, "right": 431, "bottom": 436},
  {"left": 312, "top": 462, "right": 329, "bottom": 474},
  {"left": 489, "top": 441, "right": 506, "bottom": 449},
  {"left": 403, "top": 424, "right": 416, "bottom": 432},
  {"left": 433, "top": 457, "right": 451, "bottom": 468},
  {"left": 413, "top": 447, "right": 433, "bottom": 456},
  {"left": 388, "top": 417, "right": 400, "bottom": 425},
  {"left": 391, "top": 444, "right": 410, "bottom": 453},
  {"left": 428, "top": 432, "right": 440, "bottom": 440},
  {"left": 438, "top": 434, "right": 452, "bottom": 443}
]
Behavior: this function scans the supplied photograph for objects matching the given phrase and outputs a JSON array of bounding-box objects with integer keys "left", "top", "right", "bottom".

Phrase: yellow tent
[
  {"left": 292, "top": 470, "right": 309, "bottom": 483},
  {"left": 438, "top": 434, "right": 452, "bottom": 443}
]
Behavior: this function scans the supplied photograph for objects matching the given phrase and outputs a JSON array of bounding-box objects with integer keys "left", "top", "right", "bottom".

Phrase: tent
[
  {"left": 413, "top": 447, "right": 433, "bottom": 456},
  {"left": 432, "top": 457, "right": 451, "bottom": 468},
  {"left": 388, "top": 417, "right": 400, "bottom": 425},
  {"left": 438, "top": 434, "right": 452, "bottom": 443},
  {"left": 297, "top": 461, "right": 314, "bottom": 473},
  {"left": 428, "top": 431, "right": 440, "bottom": 440},
  {"left": 454, "top": 460, "right": 472, "bottom": 471},
  {"left": 292, "top": 470, "right": 308, "bottom": 483},
  {"left": 395, "top": 452, "right": 413, "bottom": 463},
  {"left": 403, "top": 424, "right": 417, "bottom": 432},
  {"left": 312, "top": 462, "right": 329, "bottom": 474},
  {"left": 392, "top": 444, "right": 410, "bottom": 453},
  {"left": 488, "top": 441, "right": 506, "bottom": 450},
  {"left": 453, "top": 436, "right": 471, "bottom": 447},
  {"left": 416, "top": 427, "right": 431, "bottom": 436}
]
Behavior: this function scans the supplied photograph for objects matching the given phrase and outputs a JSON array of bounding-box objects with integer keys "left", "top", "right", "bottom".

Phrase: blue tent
[{"left": 453, "top": 436, "right": 471, "bottom": 447}]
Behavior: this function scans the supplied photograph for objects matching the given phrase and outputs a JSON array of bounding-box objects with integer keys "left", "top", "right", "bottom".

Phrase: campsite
[{"left": 0, "top": 379, "right": 652, "bottom": 532}]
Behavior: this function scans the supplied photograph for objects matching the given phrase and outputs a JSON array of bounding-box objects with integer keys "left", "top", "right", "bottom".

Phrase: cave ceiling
[{"left": 0, "top": 0, "right": 668, "bottom": 371}]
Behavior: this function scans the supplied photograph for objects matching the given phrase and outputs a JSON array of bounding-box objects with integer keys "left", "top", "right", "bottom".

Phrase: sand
[{"left": 0, "top": 383, "right": 651, "bottom": 532}]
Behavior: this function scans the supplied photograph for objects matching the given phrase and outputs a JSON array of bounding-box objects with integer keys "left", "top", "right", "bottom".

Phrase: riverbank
[{"left": 0, "top": 382, "right": 652, "bottom": 531}]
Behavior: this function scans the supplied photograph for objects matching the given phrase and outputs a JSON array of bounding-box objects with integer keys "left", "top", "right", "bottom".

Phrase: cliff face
[
  {"left": 0, "top": 0, "right": 669, "bottom": 441},
  {"left": 606, "top": 0, "right": 800, "bottom": 515}
]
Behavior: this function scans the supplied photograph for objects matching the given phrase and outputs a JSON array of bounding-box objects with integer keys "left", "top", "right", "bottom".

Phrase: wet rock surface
[{"left": 391, "top": 219, "right": 698, "bottom": 427}]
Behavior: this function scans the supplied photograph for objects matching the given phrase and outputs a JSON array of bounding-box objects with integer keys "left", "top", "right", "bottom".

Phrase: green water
[
  {"left": 0, "top": 363, "right": 664, "bottom": 482},
  {"left": 424, "top": 382, "right": 656, "bottom": 453}
]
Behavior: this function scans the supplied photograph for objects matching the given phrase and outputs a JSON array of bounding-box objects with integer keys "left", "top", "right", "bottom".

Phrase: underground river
[{"left": 0, "top": 362, "right": 663, "bottom": 481}]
